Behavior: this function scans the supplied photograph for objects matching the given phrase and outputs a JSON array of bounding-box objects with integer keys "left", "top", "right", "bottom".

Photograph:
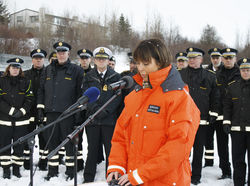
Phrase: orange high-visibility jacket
[{"left": 107, "top": 65, "right": 200, "bottom": 186}]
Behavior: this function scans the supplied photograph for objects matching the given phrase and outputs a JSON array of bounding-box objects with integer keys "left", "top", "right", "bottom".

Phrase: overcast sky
[{"left": 5, "top": 0, "right": 250, "bottom": 47}]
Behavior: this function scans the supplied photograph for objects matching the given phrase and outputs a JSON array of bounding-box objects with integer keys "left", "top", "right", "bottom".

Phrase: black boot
[
  {"left": 44, "top": 166, "right": 58, "bottom": 181},
  {"left": 3, "top": 167, "right": 10, "bottom": 179},
  {"left": 24, "top": 159, "right": 30, "bottom": 170},
  {"left": 77, "top": 159, "right": 84, "bottom": 172},
  {"left": 65, "top": 166, "right": 74, "bottom": 181},
  {"left": 38, "top": 159, "right": 48, "bottom": 171},
  {"left": 13, "top": 165, "right": 21, "bottom": 178}
]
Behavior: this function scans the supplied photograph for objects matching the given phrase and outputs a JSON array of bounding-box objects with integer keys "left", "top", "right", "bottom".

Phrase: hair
[
  {"left": 133, "top": 39, "right": 173, "bottom": 69},
  {"left": 3, "top": 65, "right": 24, "bottom": 77}
]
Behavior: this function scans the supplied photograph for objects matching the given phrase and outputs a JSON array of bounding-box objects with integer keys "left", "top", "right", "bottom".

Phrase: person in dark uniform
[
  {"left": 49, "top": 50, "right": 65, "bottom": 165},
  {"left": 204, "top": 48, "right": 223, "bottom": 167},
  {"left": 78, "top": 49, "right": 93, "bottom": 75},
  {"left": 216, "top": 47, "right": 240, "bottom": 179},
  {"left": 0, "top": 58, "right": 34, "bottom": 179},
  {"left": 179, "top": 47, "right": 220, "bottom": 185},
  {"left": 75, "top": 48, "right": 93, "bottom": 172},
  {"left": 223, "top": 58, "right": 250, "bottom": 186},
  {"left": 175, "top": 52, "right": 188, "bottom": 70},
  {"left": 108, "top": 56, "right": 116, "bottom": 70},
  {"left": 48, "top": 51, "right": 57, "bottom": 64},
  {"left": 37, "top": 41, "right": 84, "bottom": 180},
  {"left": 82, "top": 47, "right": 122, "bottom": 183},
  {"left": 23, "top": 49, "right": 48, "bottom": 171}
]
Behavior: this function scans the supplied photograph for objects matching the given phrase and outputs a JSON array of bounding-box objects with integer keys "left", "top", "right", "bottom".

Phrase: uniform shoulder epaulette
[
  {"left": 206, "top": 69, "right": 216, "bottom": 74},
  {"left": 228, "top": 80, "right": 236, "bottom": 86}
]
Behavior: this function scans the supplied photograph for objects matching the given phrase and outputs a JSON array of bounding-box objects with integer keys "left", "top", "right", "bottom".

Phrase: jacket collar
[{"left": 133, "top": 65, "right": 185, "bottom": 93}]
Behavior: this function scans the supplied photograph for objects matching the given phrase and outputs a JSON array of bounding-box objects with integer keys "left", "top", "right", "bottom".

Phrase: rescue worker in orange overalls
[{"left": 106, "top": 39, "right": 200, "bottom": 186}]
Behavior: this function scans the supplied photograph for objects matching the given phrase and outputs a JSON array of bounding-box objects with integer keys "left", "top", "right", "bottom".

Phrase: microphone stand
[
  {"left": 47, "top": 89, "right": 122, "bottom": 186},
  {"left": 0, "top": 105, "right": 86, "bottom": 186}
]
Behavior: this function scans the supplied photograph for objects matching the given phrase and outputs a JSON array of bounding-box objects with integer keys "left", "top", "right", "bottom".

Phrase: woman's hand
[
  {"left": 106, "top": 171, "right": 120, "bottom": 183},
  {"left": 118, "top": 174, "right": 132, "bottom": 186}
]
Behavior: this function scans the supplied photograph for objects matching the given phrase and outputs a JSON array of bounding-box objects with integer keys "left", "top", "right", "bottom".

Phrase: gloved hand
[
  {"left": 37, "top": 108, "right": 44, "bottom": 123},
  {"left": 209, "top": 116, "right": 217, "bottom": 125},
  {"left": 223, "top": 124, "right": 231, "bottom": 134},
  {"left": 95, "top": 109, "right": 108, "bottom": 120},
  {"left": 12, "top": 110, "right": 23, "bottom": 118}
]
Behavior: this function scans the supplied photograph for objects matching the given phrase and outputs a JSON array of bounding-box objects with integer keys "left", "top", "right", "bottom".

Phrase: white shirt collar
[{"left": 98, "top": 69, "right": 107, "bottom": 78}]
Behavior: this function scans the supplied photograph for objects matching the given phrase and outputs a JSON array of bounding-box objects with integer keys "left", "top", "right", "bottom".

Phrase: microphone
[
  {"left": 108, "top": 76, "right": 134, "bottom": 90},
  {"left": 63, "top": 87, "right": 100, "bottom": 114}
]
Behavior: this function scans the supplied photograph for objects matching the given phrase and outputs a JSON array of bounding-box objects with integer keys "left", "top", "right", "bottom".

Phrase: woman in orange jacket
[{"left": 106, "top": 39, "right": 200, "bottom": 186}]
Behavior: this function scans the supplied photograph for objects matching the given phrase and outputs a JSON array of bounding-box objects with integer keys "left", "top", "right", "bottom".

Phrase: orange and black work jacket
[
  {"left": 107, "top": 65, "right": 200, "bottom": 186},
  {"left": 223, "top": 79, "right": 250, "bottom": 132},
  {"left": 0, "top": 75, "right": 34, "bottom": 126}
]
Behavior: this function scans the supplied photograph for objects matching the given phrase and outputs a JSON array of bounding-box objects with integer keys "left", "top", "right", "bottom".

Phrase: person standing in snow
[{"left": 107, "top": 39, "right": 200, "bottom": 186}]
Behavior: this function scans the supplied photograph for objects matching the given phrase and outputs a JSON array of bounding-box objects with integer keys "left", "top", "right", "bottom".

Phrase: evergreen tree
[
  {"left": 118, "top": 14, "right": 131, "bottom": 48},
  {"left": 0, "top": 1, "right": 9, "bottom": 25}
]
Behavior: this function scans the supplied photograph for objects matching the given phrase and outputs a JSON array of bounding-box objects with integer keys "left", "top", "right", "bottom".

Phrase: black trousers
[
  {"left": 205, "top": 121, "right": 231, "bottom": 175},
  {"left": 231, "top": 131, "right": 250, "bottom": 186},
  {"left": 0, "top": 124, "right": 28, "bottom": 168},
  {"left": 24, "top": 121, "right": 47, "bottom": 163},
  {"left": 204, "top": 123, "right": 215, "bottom": 165},
  {"left": 191, "top": 125, "right": 208, "bottom": 181},
  {"left": 44, "top": 112, "right": 75, "bottom": 175},
  {"left": 84, "top": 125, "right": 114, "bottom": 182}
]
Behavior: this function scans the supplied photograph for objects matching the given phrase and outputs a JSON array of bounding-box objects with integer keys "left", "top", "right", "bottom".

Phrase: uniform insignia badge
[
  {"left": 59, "top": 42, "right": 63, "bottom": 46},
  {"left": 16, "top": 58, "right": 19, "bottom": 62},
  {"left": 83, "top": 49, "right": 86, "bottom": 53},
  {"left": 214, "top": 48, "right": 217, "bottom": 51},
  {"left": 180, "top": 53, "right": 183, "bottom": 56},
  {"left": 103, "top": 84, "right": 108, "bottom": 91},
  {"left": 189, "top": 48, "right": 193, "bottom": 52},
  {"left": 243, "top": 58, "right": 247, "bottom": 63},
  {"left": 226, "top": 48, "right": 230, "bottom": 52},
  {"left": 37, "top": 49, "right": 41, "bottom": 53},
  {"left": 100, "top": 48, "right": 105, "bottom": 53}
]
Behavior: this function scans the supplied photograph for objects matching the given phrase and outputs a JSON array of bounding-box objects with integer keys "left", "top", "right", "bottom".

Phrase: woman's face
[
  {"left": 136, "top": 58, "right": 160, "bottom": 81},
  {"left": 9, "top": 66, "right": 20, "bottom": 76}
]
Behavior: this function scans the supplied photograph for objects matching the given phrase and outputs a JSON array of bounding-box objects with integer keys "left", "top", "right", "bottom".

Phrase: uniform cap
[
  {"left": 53, "top": 41, "right": 71, "bottom": 52},
  {"left": 186, "top": 47, "right": 205, "bottom": 57},
  {"left": 77, "top": 49, "right": 93, "bottom": 58},
  {"left": 208, "top": 48, "right": 221, "bottom": 56},
  {"left": 93, "top": 47, "right": 112, "bottom": 59},
  {"left": 221, "top": 48, "right": 238, "bottom": 57},
  {"left": 237, "top": 58, "right": 250, "bottom": 69},
  {"left": 30, "top": 48, "right": 47, "bottom": 58},
  {"left": 48, "top": 51, "right": 57, "bottom": 60},
  {"left": 6, "top": 57, "right": 24, "bottom": 68},
  {"left": 175, "top": 52, "right": 188, "bottom": 61}
]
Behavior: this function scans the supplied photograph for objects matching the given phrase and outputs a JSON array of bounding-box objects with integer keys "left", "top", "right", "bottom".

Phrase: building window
[
  {"left": 17, "top": 16, "right": 23, "bottom": 22},
  {"left": 30, "top": 16, "right": 39, "bottom": 23}
]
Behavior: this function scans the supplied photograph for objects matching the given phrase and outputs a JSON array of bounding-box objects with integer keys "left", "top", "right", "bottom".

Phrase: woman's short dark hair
[{"left": 133, "top": 39, "right": 173, "bottom": 69}]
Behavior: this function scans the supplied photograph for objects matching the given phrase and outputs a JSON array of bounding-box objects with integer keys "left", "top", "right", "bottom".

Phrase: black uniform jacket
[
  {"left": 179, "top": 66, "right": 219, "bottom": 124},
  {"left": 223, "top": 79, "right": 250, "bottom": 131},
  {"left": 24, "top": 66, "right": 45, "bottom": 118},
  {"left": 37, "top": 59, "right": 84, "bottom": 113},
  {"left": 0, "top": 75, "right": 34, "bottom": 124},
  {"left": 216, "top": 65, "right": 240, "bottom": 116},
  {"left": 82, "top": 67, "right": 122, "bottom": 126}
]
